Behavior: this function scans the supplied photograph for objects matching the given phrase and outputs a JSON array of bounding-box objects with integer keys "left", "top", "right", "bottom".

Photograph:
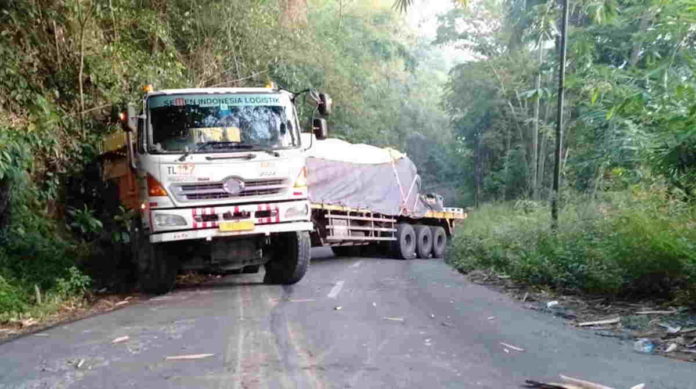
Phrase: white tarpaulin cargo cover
[{"left": 305, "top": 136, "right": 433, "bottom": 217}]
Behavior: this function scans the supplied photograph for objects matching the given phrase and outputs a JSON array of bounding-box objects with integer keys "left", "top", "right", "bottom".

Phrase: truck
[
  {"left": 100, "top": 85, "right": 465, "bottom": 294},
  {"left": 304, "top": 136, "right": 466, "bottom": 259}
]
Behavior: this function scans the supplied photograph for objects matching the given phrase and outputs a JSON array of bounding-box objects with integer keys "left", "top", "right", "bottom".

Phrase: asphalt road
[{"left": 1, "top": 248, "right": 694, "bottom": 389}]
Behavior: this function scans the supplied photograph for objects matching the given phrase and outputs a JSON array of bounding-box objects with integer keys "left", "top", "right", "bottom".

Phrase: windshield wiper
[
  {"left": 178, "top": 142, "right": 253, "bottom": 162},
  {"left": 254, "top": 148, "right": 280, "bottom": 157}
]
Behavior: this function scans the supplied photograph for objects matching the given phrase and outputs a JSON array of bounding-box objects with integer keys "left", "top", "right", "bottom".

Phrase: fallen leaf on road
[
  {"left": 383, "top": 317, "right": 404, "bottom": 322},
  {"left": 577, "top": 317, "right": 620, "bottom": 327},
  {"left": 500, "top": 342, "right": 524, "bottom": 352},
  {"left": 165, "top": 353, "right": 214, "bottom": 360},
  {"left": 112, "top": 336, "right": 129, "bottom": 344}
]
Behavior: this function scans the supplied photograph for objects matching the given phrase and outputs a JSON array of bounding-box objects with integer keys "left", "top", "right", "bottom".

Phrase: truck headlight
[
  {"left": 154, "top": 213, "right": 187, "bottom": 227},
  {"left": 284, "top": 204, "right": 309, "bottom": 219}
]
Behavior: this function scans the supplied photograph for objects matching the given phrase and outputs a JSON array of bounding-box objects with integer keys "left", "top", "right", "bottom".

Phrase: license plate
[{"left": 218, "top": 220, "right": 255, "bottom": 232}]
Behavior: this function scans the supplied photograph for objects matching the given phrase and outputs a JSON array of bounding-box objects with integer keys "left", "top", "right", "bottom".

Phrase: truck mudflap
[{"left": 148, "top": 200, "right": 311, "bottom": 243}]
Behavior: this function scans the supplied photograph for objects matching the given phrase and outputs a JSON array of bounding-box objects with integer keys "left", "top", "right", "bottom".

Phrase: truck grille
[{"left": 171, "top": 178, "right": 287, "bottom": 202}]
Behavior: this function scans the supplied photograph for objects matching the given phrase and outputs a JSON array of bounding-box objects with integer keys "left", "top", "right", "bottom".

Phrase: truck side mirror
[
  {"left": 317, "top": 93, "right": 332, "bottom": 116},
  {"left": 119, "top": 103, "right": 138, "bottom": 132},
  {"left": 312, "top": 118, "right": 328, "bottom": 140}
]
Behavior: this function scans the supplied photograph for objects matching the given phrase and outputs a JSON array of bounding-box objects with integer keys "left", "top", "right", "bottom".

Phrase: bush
[{"left": 450, "top": 188, "right": 696, "bottom": 304}]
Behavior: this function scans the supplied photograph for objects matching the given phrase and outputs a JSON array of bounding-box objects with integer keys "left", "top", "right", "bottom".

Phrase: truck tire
[
  {"left": 431, "top": 226, "right": 447, "bottom": 259},
  {"left": 332, "top": 246, "right": 361, "bottom": 257},
  {"left": 264, "top": 231, "right": 311, "bottom": 285},
  {"left": 132, "top": 222, "right": 178, "bottom": 294},
  {"left": 392, "top": 222, "right": 416, "bottom": 260},
  {"left": 414, "top": 224, "right": 433, "bottom": 259}
]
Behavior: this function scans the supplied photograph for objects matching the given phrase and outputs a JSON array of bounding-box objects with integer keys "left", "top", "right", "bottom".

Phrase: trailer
[{"left": 303, "top": 137, "right": 467, "bottom": 259}]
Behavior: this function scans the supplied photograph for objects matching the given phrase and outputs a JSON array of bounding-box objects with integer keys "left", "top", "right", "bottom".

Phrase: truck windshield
[{"left": 147, "top": 93, "right": 299, "bottom": 153}]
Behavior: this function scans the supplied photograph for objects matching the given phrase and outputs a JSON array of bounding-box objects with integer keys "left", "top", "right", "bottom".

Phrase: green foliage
[
  {"left": 439, "top": 0, "right": 696, "bottom": 204},
  {"left": 56, "top": 267, "right": 92, "bottom": 297},
  {"left": 450, "top": 188, "right": 696, "bottom": 303},
  {"left": 67, "top": 205, "right": 103, "bottom": 239}
]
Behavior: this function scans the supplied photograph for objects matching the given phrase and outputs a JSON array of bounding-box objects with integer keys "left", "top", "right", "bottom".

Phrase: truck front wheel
[
  {"left": 132, "top": 223, "right": 179, "bottom": 294},
  {"left": 264, "top": 231, "right": 311, "bottom": 285}
]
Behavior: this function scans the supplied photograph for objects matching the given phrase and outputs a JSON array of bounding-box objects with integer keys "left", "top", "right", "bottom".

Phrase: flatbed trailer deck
[{"left": 310, "top": 203, "right": 467, "bottom": 259}]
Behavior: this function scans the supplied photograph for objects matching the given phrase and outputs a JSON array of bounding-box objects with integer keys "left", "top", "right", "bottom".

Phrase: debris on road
[
  {"left": 547, "top": 301, "right": 560, "bottom": 309},
  {"left": 441, "top": 321, "right": 454, "bottom": 327},
  {"left": 334, "top": 306, "right": 342, "bottom": 311},
  {"left": 524, "top": 374, "right": 641, "bottom": 389},
  {"left": 500, "top": 342, "right": 524, "bottom": 352},
  {"left": 657, "top": 322, "right": 681, "bottom": 334},
  {"left": 75, "top": 359, "right": 85, "bottom": 369},
  {"left": 633, "top": 338, "right": 656, "bottom": 354},
  {"left": 487, "top": 316, "right": 495, "bottom": 320},
  {"left": 665, "top": 343, "right": 678, "bottom": 353},
  {"left": 384, "top": 317, "right": 404, "bottom": 322},
  {"left": 112, "top": 336, "right": 129, "bottom": 344},
  {"left": 165, "top": 353, "right": 214, "bottom": 360},
  {"left": 577, "top": 317, "right": 620, "bottom": 327},
  {"left": 635, "top": 309, "right": 677, "bottom": 315}
]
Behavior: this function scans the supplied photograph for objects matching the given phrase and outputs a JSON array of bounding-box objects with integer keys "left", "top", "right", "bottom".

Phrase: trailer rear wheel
[
  {"left": 264, "top": 231, "right": 311, "bottom": 284},
  {"left": 431, "top": 226, "right": 447, "bottom": 259},
  {"left": 392, "top": 223, "right": 416, "bottom": 260},
  {"left": 132, "top": 222, "right": 179, "bottom": 294},
  {"left": 414, "top": 225, "right": 433, "bottom": 259}
]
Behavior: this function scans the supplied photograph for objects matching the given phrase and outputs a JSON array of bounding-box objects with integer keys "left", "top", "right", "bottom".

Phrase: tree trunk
[
  {"left": 537, "top": 71, "right": 554, "bottom": 200},
  {"left": 531, "top": 41, "right": 544, "bottom": 200},
  {"left": 474, "top": 135, "right": 482, "bottom": 207},
  {"left": 0, "top": 178, "right": 10, "bottom": 230},
  {"left": 629, "top": 11, "right": 653, "bottom": 67}
]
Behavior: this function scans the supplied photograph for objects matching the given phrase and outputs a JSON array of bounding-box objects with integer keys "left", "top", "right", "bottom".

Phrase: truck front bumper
[
  {"left": 149, "top": 200, "right": 312, "bottom": 243},
  {"left": 150, "top": 221, "right": 314, "bottom": 243}
]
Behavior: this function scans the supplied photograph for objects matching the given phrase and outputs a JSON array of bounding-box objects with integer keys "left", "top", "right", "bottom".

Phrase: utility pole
[{"left": 551, "top": 0, "right": 569, "bottom": 229}]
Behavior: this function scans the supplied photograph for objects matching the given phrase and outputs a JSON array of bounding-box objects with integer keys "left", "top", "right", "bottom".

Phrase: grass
[{"left": 449, "top": 187, "right": 696, "bottom": 306}]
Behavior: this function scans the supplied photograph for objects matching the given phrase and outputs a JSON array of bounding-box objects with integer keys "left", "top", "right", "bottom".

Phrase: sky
[{"left": 404, "top": 0, "right": 475, "bottom": 65}]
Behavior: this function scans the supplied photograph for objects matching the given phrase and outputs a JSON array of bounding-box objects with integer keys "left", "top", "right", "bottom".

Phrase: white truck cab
[{"left": 110, "top": 86, "right": 331, "bottom": 293}]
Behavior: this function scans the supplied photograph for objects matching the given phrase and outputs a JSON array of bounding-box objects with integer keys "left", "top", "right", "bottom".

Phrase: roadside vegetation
[
  {"left": 0, "top": 0, "right": 450, "bottom": 322},
  {"left": 437, "top": 0, "right": 695, "bottom": 307},
  {"left": 450, "top": 187, "right": 696, "bottom": 306}
]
